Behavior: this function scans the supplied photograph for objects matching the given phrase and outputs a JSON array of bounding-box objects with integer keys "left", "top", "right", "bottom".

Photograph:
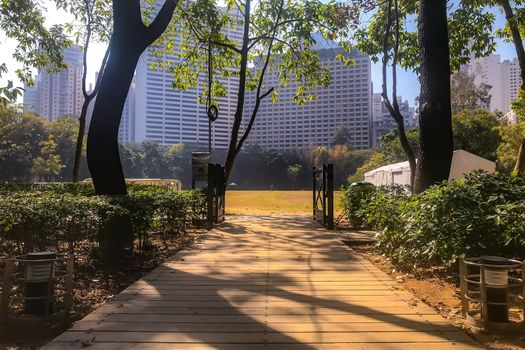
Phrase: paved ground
[{"left": 44, "top": 216, "right": 480, "bottom": 349}]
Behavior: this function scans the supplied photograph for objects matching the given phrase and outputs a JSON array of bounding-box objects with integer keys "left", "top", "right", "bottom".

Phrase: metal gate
[
  {"left": 313, "top": 164, "right": 334, "bottom": 230},
  {"left": 207, "top": 164, "right": 225, "bottom": 229}
]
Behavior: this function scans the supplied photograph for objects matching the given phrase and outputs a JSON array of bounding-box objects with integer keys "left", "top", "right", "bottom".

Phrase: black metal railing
[{"left": 313, "top": 164, "right": 334, "bottom": 230}]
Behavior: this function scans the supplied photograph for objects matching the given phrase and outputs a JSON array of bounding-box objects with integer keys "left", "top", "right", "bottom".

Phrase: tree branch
[
  {"left": 144, "top": 0, "right": 179, "bottom": 47},
  {"left": 235, "top": 0, "right": 285, "bottom": 155}
]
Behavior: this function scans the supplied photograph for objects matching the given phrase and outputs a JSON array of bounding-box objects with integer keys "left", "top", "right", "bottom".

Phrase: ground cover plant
[{"left": 341, "top": 172, "right": 525, "bottom": 268}]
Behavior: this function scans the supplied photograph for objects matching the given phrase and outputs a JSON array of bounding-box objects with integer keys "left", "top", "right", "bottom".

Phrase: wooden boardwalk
[{"left": 44, "top": 216, "right": 480, "bottom": 349}]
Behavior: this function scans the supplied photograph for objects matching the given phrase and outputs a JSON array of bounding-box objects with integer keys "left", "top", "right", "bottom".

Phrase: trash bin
[
  {"left": 24, "top": 251, "right": 56, "bottom": 315},
  {"left": 480, "top": 255, "right": 509, "bottom": 323}
]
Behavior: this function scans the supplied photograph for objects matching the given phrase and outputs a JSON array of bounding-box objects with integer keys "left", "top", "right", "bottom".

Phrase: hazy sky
[{"left": 0, "top": 2, "right": 519, "bottom": 106}]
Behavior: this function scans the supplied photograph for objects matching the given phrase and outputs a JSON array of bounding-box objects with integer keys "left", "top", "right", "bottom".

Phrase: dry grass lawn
[{"left": 226, "top": 190, "right": 342, "bottom": 216}]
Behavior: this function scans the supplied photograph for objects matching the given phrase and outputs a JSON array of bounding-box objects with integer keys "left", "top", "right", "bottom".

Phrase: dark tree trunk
[
  {"left": 414, "top": 0, "right": 453, "bottom": 193},
  {"left": 72, "top": 96, "right": 92, "bottom": 182},
  {"left": 87, "top": 48, "right": 139, "bottom": 195},
  {"left": 224, "top": 0, "right": 251, "bottom": 182},
  {"left": 86, "top": 0, "right": 177, "bottom": 195}
]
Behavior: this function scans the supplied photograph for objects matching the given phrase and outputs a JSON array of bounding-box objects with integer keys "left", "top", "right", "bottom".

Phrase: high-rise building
[
  {"left": 134, "top": 9, "right": 242, "bottom": 149},
  {"left": 245, "top": 48, "right": 372, "bottom": 150},
  {"left": 371, "top": 93, "right": 416, "bottom": 147},
  {"left": 118, "top": 82, "right": 137, "bottom": 145},
  {"left": 22, "top": 84, "right": 39, "bottom": 114},
  {"left": 464, "top": 54, "right": 522, "bottom": 114},
  {"left": 27, "top": 45, "right": 84, "bottom": 121}
]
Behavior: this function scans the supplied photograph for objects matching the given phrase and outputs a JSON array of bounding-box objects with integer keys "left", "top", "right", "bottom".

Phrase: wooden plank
[
  {"left": 44, "top": 342, "right": 481, "bottom": 350},
  {"left": 53, "top": 331, "right": 474, "bottom": 343},
  {"left": 94, "top": 305, "right": 435, "bottom": 316},
  {"left": 69, "top": 321, "right": 459, "bottom": 333},
  {"left": 81, "top": 313, "right": 450, "bottom": 324},
  {"left": 43, "top": 216, "right": 479, "bottom": 350}
]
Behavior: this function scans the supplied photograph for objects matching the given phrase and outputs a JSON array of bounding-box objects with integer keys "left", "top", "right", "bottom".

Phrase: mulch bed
[{"left": 0, "top": 229, "right": 206, "bottom": 350}]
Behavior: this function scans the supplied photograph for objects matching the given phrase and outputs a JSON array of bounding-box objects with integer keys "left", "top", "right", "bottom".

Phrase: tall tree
[
  {"left": 354, "top": 0, "right": 495, "bottom": 192},
  {"left": 414, "top": 0, "right": 453, "bottom": 193},
  {"left": 87, "top": 0, "right": 179, "bottom": 195},
  {"left": 381, "top": 0, "right": 416, "bottom": 187},
  {"left": 154, "top": 0, "right": 361, "bottom": 181},
  {"left": 56, "top": 0, "right": 113, "bottom": 182}
]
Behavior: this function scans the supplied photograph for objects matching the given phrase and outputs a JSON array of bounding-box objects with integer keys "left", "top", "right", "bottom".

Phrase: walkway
[{"left": 44, "top": 216, "right": 480, "bottom": 349}]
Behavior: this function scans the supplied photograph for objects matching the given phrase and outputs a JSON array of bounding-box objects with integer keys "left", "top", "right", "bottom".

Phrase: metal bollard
[
  {"left": 480, "top": 256, "right": 510, "bottom": 323},
  {"left": 24, "top": 252, "right": 57, "bottom": 315}
]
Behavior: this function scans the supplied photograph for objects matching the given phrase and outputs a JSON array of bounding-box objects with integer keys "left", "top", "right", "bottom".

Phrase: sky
[{"left": 0, "top": 2, "right": 519, "bottom": 107}]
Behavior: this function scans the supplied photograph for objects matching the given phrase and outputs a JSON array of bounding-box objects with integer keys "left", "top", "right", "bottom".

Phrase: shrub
[
  {"left": 348, "top": 172, "right": 525, "bottom": 269},
  {"left": 0, "top": 185, "right": 207, "bottom": 258},
  {"left": 340, "top": 182, "right": 377, "bottom": 227}
]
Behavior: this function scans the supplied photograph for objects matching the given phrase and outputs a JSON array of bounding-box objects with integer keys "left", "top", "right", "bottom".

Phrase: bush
[
  {"left": 0, "top": 185, "right": 207, "bottom": 257},
  {"left": 340, "top": 182, "right": 376, "bottom": 227},
  {"left": 347, "top": 172, "right": 525, "bottom": 269}
]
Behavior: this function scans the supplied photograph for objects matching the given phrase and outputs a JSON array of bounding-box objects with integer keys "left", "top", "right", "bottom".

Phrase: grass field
[{"left": 225, "top": 190, "right": 342, "bottom": 216}]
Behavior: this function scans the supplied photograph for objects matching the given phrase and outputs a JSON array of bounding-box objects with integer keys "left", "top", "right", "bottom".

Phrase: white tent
[{"left": 363, "top": 150, "right": 496, "bottom": 187}]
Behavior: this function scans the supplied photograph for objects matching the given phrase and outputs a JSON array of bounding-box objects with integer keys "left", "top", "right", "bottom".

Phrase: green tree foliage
[
  {"left": 498, "top": 122, "right": 525, "bottom": 172},
  {"left": 0, "top": 106, "right": 47, "bottom": 181},
  {"left": 450, "top": 70, "right": 492, "bottom": 114},
  {"left": 0, "top": 0, "right": 70, "bottom": 103},
  {"left": 47, "top": 117, "right": 79, "bottom": 180},
  {"left": 32, "top": 136, "right": 63, "bottom": 182},
  {"left": 352, "top": 0, "right": 496, "bottom": 74},
  {"left": 452, "top": 109, "right": 502, "bottom": 160}
]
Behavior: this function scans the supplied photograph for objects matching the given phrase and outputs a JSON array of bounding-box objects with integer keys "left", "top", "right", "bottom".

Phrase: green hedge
[
  {"left": 0, "top": 185, "right": 206, "bottom": 256},
  {"left": 341, "top": 173, "right": 525, "bottom": 268}
]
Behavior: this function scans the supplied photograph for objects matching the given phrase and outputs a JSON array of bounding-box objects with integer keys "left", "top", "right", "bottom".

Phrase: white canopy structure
[{"left": 364, "top": 150, "right": 496, "bottom": 187}]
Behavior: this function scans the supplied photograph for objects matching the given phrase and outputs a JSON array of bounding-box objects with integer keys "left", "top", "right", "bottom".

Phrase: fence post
[
  {"left": 64, "top": 256, "right": 74, "bottom": 323},
  {"left": 312, "top": 167, "right": 316, "bottom": 219},
  {"left": 322, "top": 165, "right": 327, "bottom": 227},
  {"left": 459, "top": 258, "right": 468, "bottom": 317},
  {"left": 1, "top": 259, "right": 14, "bottom": 324},
  {"left": 326, "top": 164, "right": 334, "bottom": 230},
  {"left": 207, "top": 164, "right": 214, "bottom": 230}
]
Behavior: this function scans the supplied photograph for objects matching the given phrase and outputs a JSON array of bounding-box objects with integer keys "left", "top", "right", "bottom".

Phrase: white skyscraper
[
  {"left": 29, "top": 45, "right": 84, "bottom": 121},
  {"left": 118, "top": 82, "right": 137, "bottom": 145},
  {"left": 464, "top": 54, "right": 522, "bottom": 114},
  {"left": 134, "top": 9, "right": 242, "bottom": 149},
  {"left": 245, "top": 48, "right": 373, "bottom": 150}
]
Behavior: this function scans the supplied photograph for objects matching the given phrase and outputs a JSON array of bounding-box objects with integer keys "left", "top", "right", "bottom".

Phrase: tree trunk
[
  {"left": 395, "top": 116, "right": 416, "bottom": 186},
  {"left": 414, "top": 0, "right": 453, "bottom": 193},
  {"left": 499, "top": 0, "right": 525, "bottom": 176},
  {"left": 224, "top": 0, "right": 251, "bottom": 182},
  {"left": 87, "top": 47, "right": 139, "bottom": 195},
  {"left": 72, "top": 97, "right": 93, "bottom": 182},
  {"left": 86, "top": 0, "right": 177, "bottom": 195}
]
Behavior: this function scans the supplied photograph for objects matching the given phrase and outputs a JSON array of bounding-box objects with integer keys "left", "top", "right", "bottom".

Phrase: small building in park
[{"left": 364, "top": 150, "right": 496, "bottom": 187}]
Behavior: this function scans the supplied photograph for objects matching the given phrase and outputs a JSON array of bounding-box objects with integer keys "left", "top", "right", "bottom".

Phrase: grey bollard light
[
  {"left": 24, "top": 251, "right": 57, "bottom": 315},
  {"left": 480, "top": 255, "right": 510, "bottom": 323}
]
